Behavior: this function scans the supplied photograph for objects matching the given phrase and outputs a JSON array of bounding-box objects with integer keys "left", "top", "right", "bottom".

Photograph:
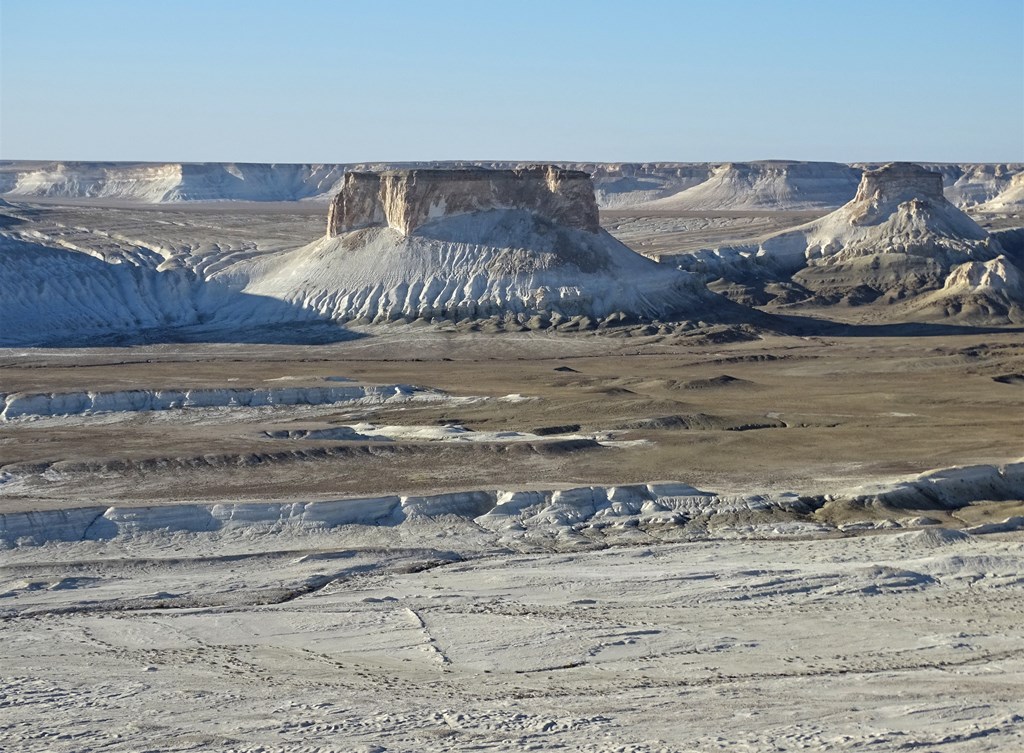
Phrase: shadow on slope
[
  {"left": 769, "top": 312, "right": 1024, "bottom": 338},
  {"left": 23, "top": 317, "right": 366, "bottom": 348},
  {"left": 0, "top": 236, "right": 364, "bottom": 347}
]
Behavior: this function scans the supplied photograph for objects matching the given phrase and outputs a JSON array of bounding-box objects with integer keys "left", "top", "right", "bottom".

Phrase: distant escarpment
[
  {"left": 639, "top": 161, "right": 863, "bottom": 211},
  {"left": 679, "top": 162, "right": 1024, "bottom": 322},
  {"left": 3, "top": 159, "right": 1022, "bottom": 210}
]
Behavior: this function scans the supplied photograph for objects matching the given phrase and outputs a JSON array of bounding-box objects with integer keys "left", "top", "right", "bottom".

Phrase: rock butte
[
  {"left": 853, "top": 162, "right": 946, "bottom": 208},
  {"left": 326, "top": 166, "right": 601, "bottom": 237},
  {"left": 815, "top": 161, "right": 995, "bottom": 254}
]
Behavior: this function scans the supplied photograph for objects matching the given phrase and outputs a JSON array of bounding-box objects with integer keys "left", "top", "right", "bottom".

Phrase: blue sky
[{"left": 2, "top": 0, "right": 1022, "bottom": 162}]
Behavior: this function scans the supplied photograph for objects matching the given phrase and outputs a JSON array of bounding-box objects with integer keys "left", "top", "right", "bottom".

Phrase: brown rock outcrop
[
  {"left": 852, "top": 162, "right": 945, "bottom": 209},
  {"left": 326, "top": 166, "right": 600, "bottom": 237}
]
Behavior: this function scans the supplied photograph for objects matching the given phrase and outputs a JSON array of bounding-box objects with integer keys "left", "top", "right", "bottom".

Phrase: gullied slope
[
  {"left": 0, "top": 167, "right": 736, "bottom": 344},
  {"left": 680, "top": 163, "right": 1023, "bottom": 318},
  {"left": 0, "top": 162, "right": 351, "bottom": 203},
  {"left": 227, "top": 208, "right": 717, "bottom": 325},
  {"left": 0, "top": 228, "right": 354, "bottom": 346},
  {"left": 0, "top": 233, "right": 202, "bottom": 345},
  {"left": 910, "top": 255, "right": 1024, "bottom": 322},
  {"left": 640, "top": 161, "right": 863, "bottom": 211},
  {"left": 804, "top": 163, "right": 991, "bottom": 259},
  {"left": 218, "top": 167, "right": 733, "bottom": 327}
]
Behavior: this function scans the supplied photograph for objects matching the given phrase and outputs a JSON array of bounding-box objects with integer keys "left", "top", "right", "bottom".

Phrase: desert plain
[{"left": 2, "top": 165, "right": 1024, "bottom": 752}]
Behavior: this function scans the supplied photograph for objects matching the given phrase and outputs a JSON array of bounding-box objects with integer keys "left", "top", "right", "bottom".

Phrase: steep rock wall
[{"left": 327, "top": 166, "right": 600, "bottom": 237}]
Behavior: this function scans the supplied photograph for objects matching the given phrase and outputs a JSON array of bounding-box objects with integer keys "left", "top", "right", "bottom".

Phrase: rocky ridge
[
  {"left": 3, "top": 460, "right": 1022, "bottom": 548},
  {"left": 4, "top": 160, "right": 1023, "bottom": 210}
]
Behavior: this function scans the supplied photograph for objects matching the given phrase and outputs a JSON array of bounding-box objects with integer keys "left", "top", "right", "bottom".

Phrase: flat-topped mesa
[
  {"left": 326, "top": 166, "right": 600, "bottom": 237},
  {"left": 853, "top": 162, "right": 945, "bottom": 207}
]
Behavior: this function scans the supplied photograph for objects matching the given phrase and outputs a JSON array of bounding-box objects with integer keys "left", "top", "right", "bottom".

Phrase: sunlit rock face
[
  {"left": 273, "top": 164, "right": 731, "bottom": 326},
  {"left": 849, "top": 162, "right": 947, "bottom": 220},
  {"left": 327, "top": 166, "right": 600, "bottom": 237},
  {"left": 943, "top": 256, "right": 1024, "bottom": 294}
]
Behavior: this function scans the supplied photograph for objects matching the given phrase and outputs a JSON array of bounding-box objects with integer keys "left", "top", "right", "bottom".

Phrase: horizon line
[{"left": 3, "top": 156, "right": 1024, "bottom": 166}]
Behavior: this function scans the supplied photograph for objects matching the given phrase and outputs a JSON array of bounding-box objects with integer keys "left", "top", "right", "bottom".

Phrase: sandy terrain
[{"left": 2, "top": 328, "right": 1022, "bottom": 510}]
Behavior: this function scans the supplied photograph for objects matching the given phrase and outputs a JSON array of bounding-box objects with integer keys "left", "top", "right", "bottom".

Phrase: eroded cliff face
[
  {"left": 326, "top": 166, "right": 600, "bottom": 237},
  {"left": 851, "top": 162, "right": 945, "bottom": 215}
]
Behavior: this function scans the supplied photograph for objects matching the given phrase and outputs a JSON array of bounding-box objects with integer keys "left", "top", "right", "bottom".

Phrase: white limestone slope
[
  {"left": 909, "top": 255, "right": 1024, "bottom": 322},
  {"left": 638, "top": 161, "right": 863, "bottom": 211},
  {"left": 0, "top": 225, "right": 363, "bottom": 346},
  {"left": 0, "top": 383, "right": 433, "bottom": 422},
  {"left": 221, "top": 209, "right": 716, "bottom": 324},
  {"left": 978, "top": 172, "right": 1024, "bottom": 211},
  {"left": 682, "top": 163, "right": 1004, "bottom": 281},
  {"left": 0, "top": 162, "right": 349, "bottom": 203},
  {"left": 4, "top": 460, "right": 1023, "bottom": 548},
  {"left": 0, "top": 211, "right": 711, "bottom": 346},
  {"left": 0, "top": 167, "right": 735, "bottom": 344},
  {"left": 0, "top": 232, "right": 203, "bottom": 345},
  {"left": 793, "top": 165, "right": 996, "bottom": 266}
]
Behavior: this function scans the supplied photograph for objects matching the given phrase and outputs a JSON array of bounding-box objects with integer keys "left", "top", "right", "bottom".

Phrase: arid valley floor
[{"left": 2, "top": 168, "right": 1024, "bottom": 752}]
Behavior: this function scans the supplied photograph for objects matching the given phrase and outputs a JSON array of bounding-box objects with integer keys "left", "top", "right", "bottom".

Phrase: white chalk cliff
[
  {"left": 220, "top": 167, "right": 723, "bottom": 326},
  {"left": 0, "top": 166, "right": 735, "bottom": 344},
  {"left": 4, "top": 460, "right": 1023, "bottom": 548},
  {"left": 978, "top": 172, "right": 1024, "bottom": 211},
  {"left": 0, "top": 162, "right": 351, "bottom": 203},
  {"left": 4, "top": 160, "right": 1022, "bottom": 210},
  {"left": 639, "top": 161, "right": 863, "bottom": 211},
  {"left": 681, "top": 163, "right": 1022, "bottom": 314},
  {"left": 327, "top": 166, "right": 600, "bottom": 236}
]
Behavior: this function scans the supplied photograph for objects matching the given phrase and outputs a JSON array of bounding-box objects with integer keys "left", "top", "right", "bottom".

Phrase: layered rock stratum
[
  {"left": 228, "top": 166, "right": 729, "bottom": 327},
  {"left": 0, "top": 165, "right": 744, "bottom": 344},
  {"left": 3, "top": 160, "right": 1022, "bottom": 209},
  {"left": 798, "top": 162, "right": 997, "bottom": 264},
  {"left": 327, "top": 166, "right": 600, "bottom": 236},
  {"left": 680, "top": 162, "right": 1024, "bottom": 320},
  {"left": 979, "top": 171, "right": 1024, "bottom": 211},
  {"left": 640, "top": 161, "right": 864, "bottom": 211}
]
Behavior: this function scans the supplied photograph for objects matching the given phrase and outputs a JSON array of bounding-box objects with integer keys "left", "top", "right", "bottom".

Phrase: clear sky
[{"left": 2, "top": 0, "right": 1022, "bottom": 163}]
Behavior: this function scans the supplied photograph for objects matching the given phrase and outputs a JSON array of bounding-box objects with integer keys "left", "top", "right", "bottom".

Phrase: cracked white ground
[{"left": 3, "top": 525, "right": 1024, "bottom": 752}]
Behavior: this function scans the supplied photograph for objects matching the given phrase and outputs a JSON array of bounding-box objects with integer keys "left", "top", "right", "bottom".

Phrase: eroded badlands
[{"left": 2, "top": 163, "right": 1023, "bottom": 752}]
